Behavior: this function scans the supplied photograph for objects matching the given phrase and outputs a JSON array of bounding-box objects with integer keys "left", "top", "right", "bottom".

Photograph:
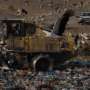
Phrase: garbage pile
[{"left": 0, "top": 66, "right": 89, "bottom": 90}]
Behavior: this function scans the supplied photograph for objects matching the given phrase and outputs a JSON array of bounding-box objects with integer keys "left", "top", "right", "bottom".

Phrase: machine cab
[{"left": 0, "top": 17, "right": 36, "bottom": 38}]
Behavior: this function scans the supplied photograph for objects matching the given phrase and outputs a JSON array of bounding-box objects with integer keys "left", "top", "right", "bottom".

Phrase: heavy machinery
[{"left": 0, "top": 9, "right": 75, "bottom": 71}]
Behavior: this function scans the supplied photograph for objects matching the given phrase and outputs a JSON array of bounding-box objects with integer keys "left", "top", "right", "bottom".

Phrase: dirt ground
[{"left": 66, "top": 16, "right": 90, "bottom": 34}]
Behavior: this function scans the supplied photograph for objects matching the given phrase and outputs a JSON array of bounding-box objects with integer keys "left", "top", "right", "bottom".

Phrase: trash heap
[{"left": 0, "top": 65, "right": 89, "bottom": 90}]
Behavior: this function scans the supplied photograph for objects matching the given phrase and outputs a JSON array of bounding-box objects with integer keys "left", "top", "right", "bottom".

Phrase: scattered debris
[{"left": 17, "top": 8, "right": 28, "bottom": 16}]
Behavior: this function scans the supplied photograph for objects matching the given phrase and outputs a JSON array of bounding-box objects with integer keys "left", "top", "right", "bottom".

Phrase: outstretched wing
[{"left": 52, "top": 9, "right": 74, "bottom": 36}]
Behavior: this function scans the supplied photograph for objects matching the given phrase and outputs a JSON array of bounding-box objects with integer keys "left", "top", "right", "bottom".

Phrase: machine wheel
[{"left": 32, "top": 54, "right": 52, "bottom": 72}]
